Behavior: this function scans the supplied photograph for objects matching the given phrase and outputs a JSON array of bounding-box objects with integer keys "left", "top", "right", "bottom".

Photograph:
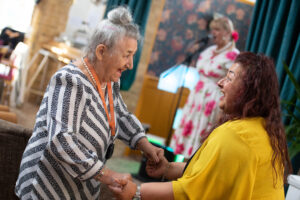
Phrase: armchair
[{"left": 0, "top": 119, "right": 32, "bottom": 199}]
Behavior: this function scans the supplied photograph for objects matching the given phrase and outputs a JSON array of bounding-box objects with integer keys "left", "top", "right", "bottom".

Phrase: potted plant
[{"left": 281, "top": 63, "right": 300, "bottom": 160}]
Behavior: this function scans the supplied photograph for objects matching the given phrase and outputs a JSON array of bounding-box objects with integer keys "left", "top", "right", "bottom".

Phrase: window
[{"left": 0, "top": 0, "right": 35, "bottom": 33}]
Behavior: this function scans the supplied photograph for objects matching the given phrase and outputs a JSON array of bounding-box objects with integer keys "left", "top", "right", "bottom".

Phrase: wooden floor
[{"left": 11, "top": 101, "right": 39, "bottom": 129}]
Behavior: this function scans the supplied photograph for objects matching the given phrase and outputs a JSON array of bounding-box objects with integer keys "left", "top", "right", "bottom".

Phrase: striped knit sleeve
[
  {"left": 113, "top": 82, "right": 146, "bottom": 149},
  {"left": 46, "top": 70, "right": 103, "bottom": 181}
]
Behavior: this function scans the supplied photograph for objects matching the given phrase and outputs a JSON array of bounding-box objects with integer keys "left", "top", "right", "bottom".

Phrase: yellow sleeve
[{"left": 172, "top": 127, "right": 258, "bottom": 200}]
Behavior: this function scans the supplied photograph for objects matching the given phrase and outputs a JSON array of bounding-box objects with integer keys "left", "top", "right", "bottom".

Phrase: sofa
[
  {"left": 0, "top": 119, "right": 32, "bottom": 199},
  {"left": 0, "top": 119, "right": 114, "bottom": 199}
]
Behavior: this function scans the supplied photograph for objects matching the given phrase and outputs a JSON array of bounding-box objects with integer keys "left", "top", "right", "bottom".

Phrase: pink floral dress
[{"left": 170, "top": 45, "right": 239, "bottom": 158}]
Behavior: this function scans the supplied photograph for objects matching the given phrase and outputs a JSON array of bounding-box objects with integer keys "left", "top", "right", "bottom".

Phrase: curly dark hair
[{"left": 204, "top": 52, "right": 292, "bottom": 183}]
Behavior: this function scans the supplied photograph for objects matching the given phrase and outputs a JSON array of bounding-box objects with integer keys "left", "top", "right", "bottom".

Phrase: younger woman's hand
[
  {"left": 146, "top": 156, "right": 169, "bottom": 179},
  {"left": 109, "top": 178, "right": 137, "bottom": 200}
]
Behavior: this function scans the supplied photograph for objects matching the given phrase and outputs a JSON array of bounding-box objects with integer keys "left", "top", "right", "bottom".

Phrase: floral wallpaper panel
[{"left": 147, "top": 0, "right": 254, "bottom": 77}]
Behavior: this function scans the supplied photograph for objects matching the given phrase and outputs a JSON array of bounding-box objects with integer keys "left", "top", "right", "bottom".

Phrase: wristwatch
[{"left": 132, "top": 185, "right": 141, "bottom": 200}]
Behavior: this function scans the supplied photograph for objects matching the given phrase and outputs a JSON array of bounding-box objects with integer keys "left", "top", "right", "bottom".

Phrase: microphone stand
[{"left": 166, "top": 40, "right": 209, "bottom": 146}]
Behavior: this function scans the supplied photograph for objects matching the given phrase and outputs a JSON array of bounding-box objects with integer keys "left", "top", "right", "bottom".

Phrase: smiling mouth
[
  {"left": 220, "top": 90, "right": 225, "bottom": 98},
  {"left": 118, "top": 68, "right": 126, "bottom": 75}
]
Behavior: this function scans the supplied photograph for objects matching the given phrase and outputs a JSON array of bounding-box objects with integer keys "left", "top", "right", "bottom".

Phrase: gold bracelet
[{"left": 161, "top": 162, "right": 171, "bottom": 181}]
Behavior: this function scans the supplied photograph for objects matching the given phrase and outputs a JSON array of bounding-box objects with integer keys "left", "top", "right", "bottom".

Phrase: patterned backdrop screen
[{"left": 147, "top": 0, "right": 254, "bottom": 77}]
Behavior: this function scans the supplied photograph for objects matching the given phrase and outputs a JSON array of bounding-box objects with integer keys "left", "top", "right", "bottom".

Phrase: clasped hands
[{"left": 108, "top": 140, "right": 169, "bottom": 200}]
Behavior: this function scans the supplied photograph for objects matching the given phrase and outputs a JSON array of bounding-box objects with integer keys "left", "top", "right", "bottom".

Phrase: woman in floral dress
[{"left": 170, "top": 17, "right": 240, "bottom": 158}]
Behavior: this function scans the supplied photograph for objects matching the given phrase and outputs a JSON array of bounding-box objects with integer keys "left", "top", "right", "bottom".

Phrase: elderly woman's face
[
  {"left": 102, "top": 36, "right": 137, "bottom": 82},
  {"left": 210, "top": 24, "right": 230, "bottom": 47},
  {"left": 217, "top": 63, "right": 244, "bottom": 114}
]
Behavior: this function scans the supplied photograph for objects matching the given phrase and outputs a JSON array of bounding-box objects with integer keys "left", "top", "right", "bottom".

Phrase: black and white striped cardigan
[{"left": 15, "top": 64, "right": 146, "bottom": 199}]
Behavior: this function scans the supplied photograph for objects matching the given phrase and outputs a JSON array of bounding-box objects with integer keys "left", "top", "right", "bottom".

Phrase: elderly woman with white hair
[{"left": 15, "top": 7, "right": 163, "bottom": 199}]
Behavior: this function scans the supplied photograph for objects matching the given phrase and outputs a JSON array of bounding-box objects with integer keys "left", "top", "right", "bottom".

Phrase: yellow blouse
[{"left": 172, "top": 117, "right": 284, "bottom": 200}]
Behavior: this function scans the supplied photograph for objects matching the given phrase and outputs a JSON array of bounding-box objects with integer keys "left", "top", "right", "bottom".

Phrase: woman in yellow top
[{"left": 109, "top": 52, "right": 292, "bottom": 199}]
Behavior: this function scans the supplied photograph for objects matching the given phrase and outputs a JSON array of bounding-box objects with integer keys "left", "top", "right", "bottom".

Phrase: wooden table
[
  {"left": 25, "top": 41, "right": 82, "bottom": 98},
  {"left": 42, "top": 41, "right": 82, "bottom": 63}
]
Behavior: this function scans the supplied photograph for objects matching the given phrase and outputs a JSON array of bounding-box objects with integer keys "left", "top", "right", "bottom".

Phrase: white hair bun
[{"left": 107, "top": 7, "right": 133, "bottom": 25}]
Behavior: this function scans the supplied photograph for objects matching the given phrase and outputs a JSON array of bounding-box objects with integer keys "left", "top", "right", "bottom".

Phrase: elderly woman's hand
[
  {"left": 109, "top": 178, "right": 137, "bottom": 200},
  {"left": 109, "top": 171, "right": 132, "bottom": 188},
  {"left": 146, "top": 155, "right": 169, "bottom": 179},
  {"left": 95, "top": 168, "right": 132, "bottom": 189},
  {"left": 136, "top": 138, "right": 164, "bottom": 163}
]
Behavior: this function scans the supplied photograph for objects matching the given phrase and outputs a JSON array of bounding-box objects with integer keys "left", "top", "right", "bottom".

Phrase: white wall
[
  {"left": 62, "top": 0, "right": 106, "bottom": 43},
  {"left": 0, "top": 0, "right": 35, "bottom": 33},
  {"left": 0, "top": 0, "right": 106, "bottom": 41}
]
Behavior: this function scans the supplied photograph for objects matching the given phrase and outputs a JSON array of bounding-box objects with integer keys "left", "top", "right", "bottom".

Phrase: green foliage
[{"left": 281, "top": 62, "right": 300, "bottom": 159}]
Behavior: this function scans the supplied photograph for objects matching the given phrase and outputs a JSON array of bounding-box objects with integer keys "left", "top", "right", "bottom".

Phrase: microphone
[
  {"left": 182, "top": 34, "right": 212, "bottom": 65},
  {"left": 195, "top": 34, "right": 213, "bottom": 44}
]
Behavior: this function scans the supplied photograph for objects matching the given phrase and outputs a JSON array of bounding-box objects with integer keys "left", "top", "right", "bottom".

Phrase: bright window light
[
  {"left": 236, "top": 0, "right": 256, "bottom": 6},
  {"left": 0, "top": 0, "right": 35, "bottom": 33}
]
